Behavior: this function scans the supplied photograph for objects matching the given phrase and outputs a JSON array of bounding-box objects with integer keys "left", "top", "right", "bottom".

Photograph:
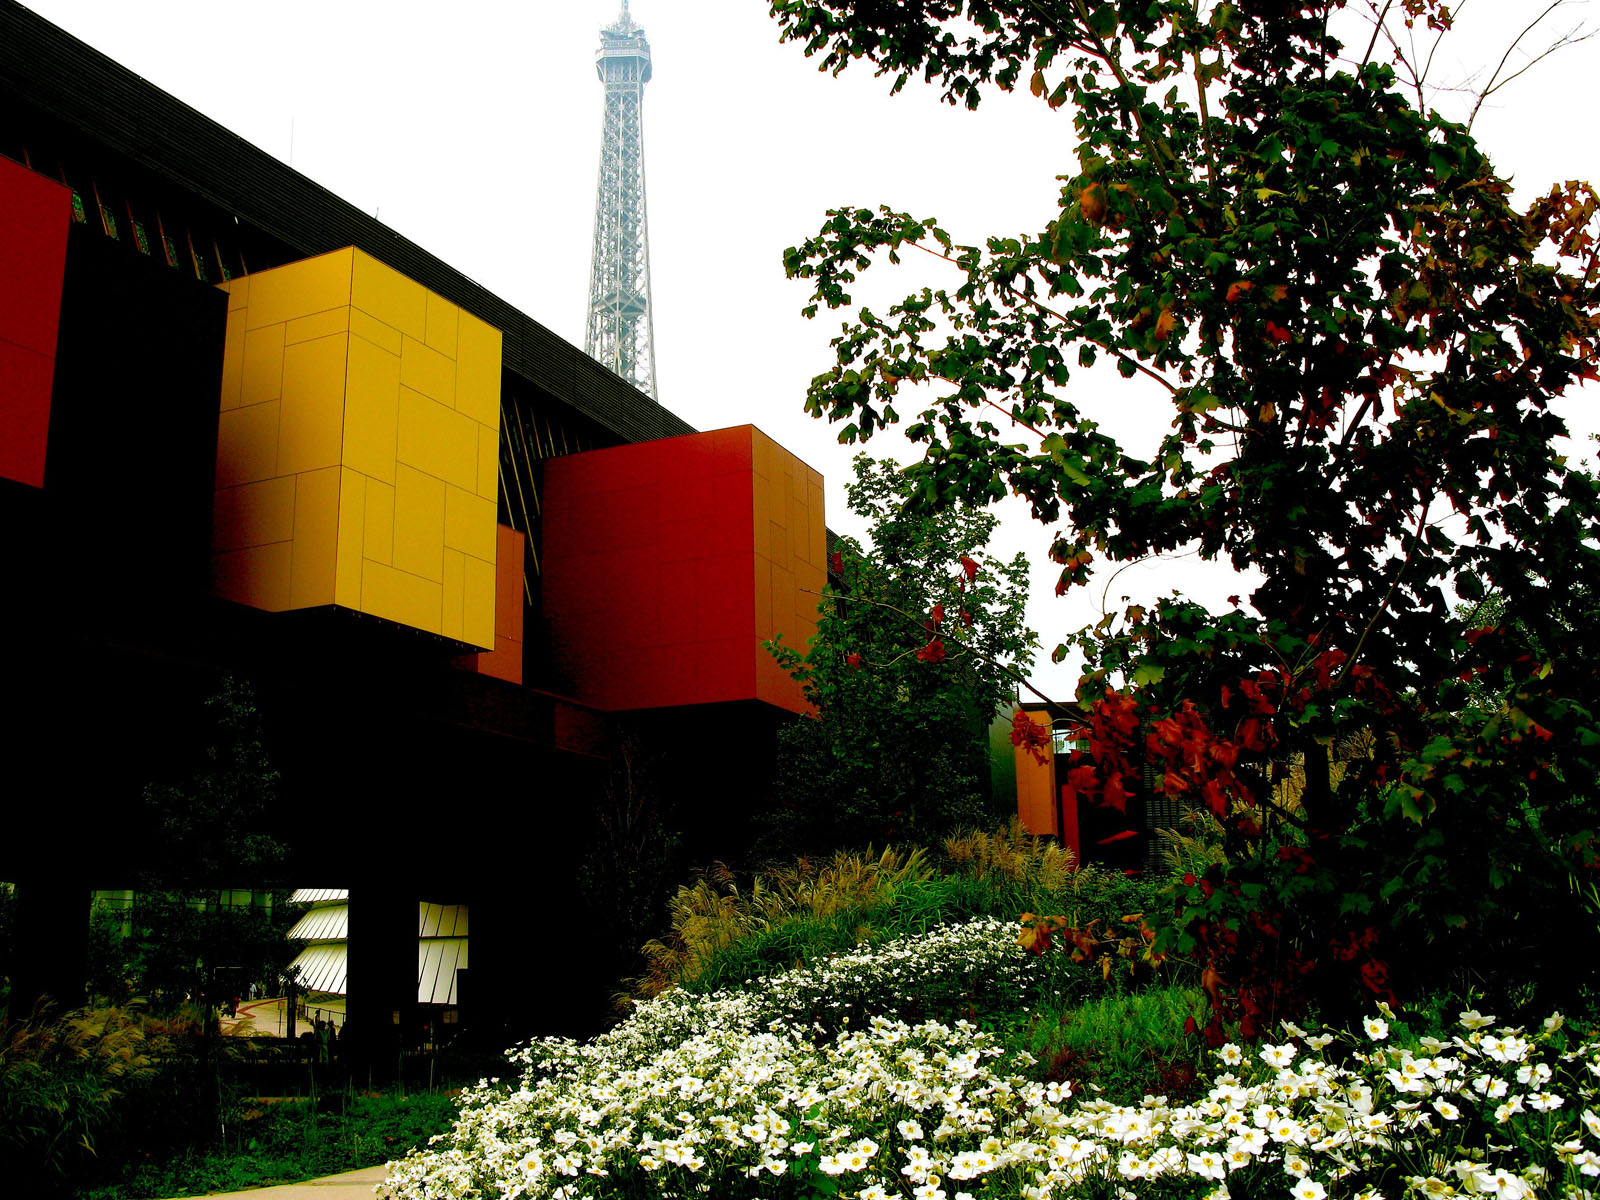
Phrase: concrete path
[{"left": 160, "top": 1164, "right": 390, "bottom": 1199}]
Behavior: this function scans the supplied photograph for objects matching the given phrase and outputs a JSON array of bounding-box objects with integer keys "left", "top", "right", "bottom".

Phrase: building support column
[
  {"left": 345, "top": 882, "right": 416, "bottom": 1083},
  {"left": 7, "top": 876, "right": 89, "bottom": 1020}
]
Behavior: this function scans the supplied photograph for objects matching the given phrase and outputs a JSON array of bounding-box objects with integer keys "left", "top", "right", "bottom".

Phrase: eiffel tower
[{"left": 585, "top": 0, "right": 658, "bottom": 399}]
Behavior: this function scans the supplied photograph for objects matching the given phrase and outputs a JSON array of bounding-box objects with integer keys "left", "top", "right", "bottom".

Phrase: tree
[
  {"left": 96, "top": 679, "right": 299, "bottom": 1012},
  {"left": 765, "top": 454, "right": 1036, "bottom": 855},
  {"left": 773, "top": 0, "right": 1600, "bottom": 1032}
]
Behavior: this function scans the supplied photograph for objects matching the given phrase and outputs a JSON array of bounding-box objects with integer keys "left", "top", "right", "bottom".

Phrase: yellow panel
[
  {"left": 442, "top": 548, "right": 465, "bottom": 642},
  {"left": 363, "top": 476, "right": 394, "bottom": 565},
  {"left": 215, "top": 400, "right": 280, "bottom": 487},
  {"left": 221, "top": 276, "right": 248, "bottom": 312},
  {"left": 285, "top": 306, "right": 349, "bottom": 345},
  {"left": 334, "top": 467, "right": 366, "bottom": 610},
  {"left": 392, "top": 463, "right": 445, "bottom": 582},
  {"left": 277, "top": 333, "right": 348, "bottom": 476},
  {"left": 453, "top": 311, "right": 502, "bottom": 428},
  {"left": 351, "top": 250, "right": 426, "bottom": 341},
  {"left": 462, "top": 552, "right": 495, "bottom": 650},
  {"left": 219, "top": 308, "right": 247, "bottom": 410},
  {"left": 343, "top": 334, "right": 400, "bottom": 485},
  {"left": 212, "top": 475, "right": 295, "bottom": 551},
  {"left": 476, "top": 423, "right": 498, "bottom": 500},
  {"left": 361, "top": 560, "right": 441, "bottom": 633},
  {"left": 289, "top": 466, "right": 341, "bottom": 609},
  {"left": 396, "top": 387, "right": 477, "bottom": 491},
  {"left": 240, "top": 322, "right": 286, "bottom": 408},
  {"left": 400, "top": 336, "right": 455, "bottom": 407},
  {"left": 213, "top": 541, "right": 292, "bottom": 612},
  {"left": 349, "top": 306, "right": 403, "bottom": 356},
  {"left": 245, "top": 248, "right": 354, "bottom": 330},
  {"left": 426, "top": 292, "right": 458, "bottom": 359},
  {"left": 443, "top": 484, "right": 496, "bottom": 562}
]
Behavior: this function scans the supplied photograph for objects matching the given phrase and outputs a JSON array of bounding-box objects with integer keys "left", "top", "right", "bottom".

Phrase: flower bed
[{"left": 388, "top": 920, "right": 1600, "bottom": 1199}]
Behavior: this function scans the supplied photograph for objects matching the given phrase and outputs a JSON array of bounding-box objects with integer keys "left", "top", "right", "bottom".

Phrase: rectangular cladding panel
[
  {"left": 750, "top": 427, "right": 826, "bottom": 713},
  {"left": 542, "top": 425, "right": 823, "bottom": 714},
  {"left": 0, "top": 155, "right": 72, "bottom": 488},
  {"left": 454, "top": 525, "right": 526, "bottom": 685},
  {"left": 210, "top": 248, "right": 502, "bottom": 647},
  {"left": 1014, "top": 711, "right": 1062, "bottom": 841}
]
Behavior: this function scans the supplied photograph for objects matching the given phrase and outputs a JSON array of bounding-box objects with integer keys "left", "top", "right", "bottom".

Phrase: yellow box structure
[{"left": 210, "top": 248, "right": 502, "bottom": 648}]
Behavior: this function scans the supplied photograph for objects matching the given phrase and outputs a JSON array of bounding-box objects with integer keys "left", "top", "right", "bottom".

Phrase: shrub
[{"left": 0, "top": 1003, "right": 163, "bottom": 1195}]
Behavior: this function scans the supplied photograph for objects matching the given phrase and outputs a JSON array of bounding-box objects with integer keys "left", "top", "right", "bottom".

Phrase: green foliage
[
  {"left": 77, "top": 1090, "right": 458, "bottom": 1200},
  {"left": 0, "top": 1002, "right": 231, "bottom": 1197},
  {"left": 1026, "top": 987, "right": 1208, "bottom": 1106},
  {"left": 772, "top": 1, "right": 1600, "bottom": 1031},
  {"left": 632, "top": 826, "right": 1170, "bottom": 1013},
  {"left": 766, "top": 455, "right": 1036, "bottom": 853}
]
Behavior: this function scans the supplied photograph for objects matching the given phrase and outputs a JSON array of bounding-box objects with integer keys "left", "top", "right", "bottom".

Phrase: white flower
[
  {"left": 1218, "top": 1043, "right": 1244, "bottom": 1065},
  {"left": 1364, "top": 1017, "right": 1390, "bottom": 1041},
  {"left": 1433, "top": 1098, "right": 1460, "bottom": 1121},
  {"left": 1459, "top": 1009, "right": 1496, "bottom": 1030},
  {"left": 1293, "top": 1180, "right": 1328, "bottom": 1200},
  {"left": 1261, "top": 1043, "right": 1298, "bottom": 1069},
  {"left": 1486, "top": 1169, "right": 1532, "bottom": 1199},
  {"left": 898, "top": 1119, "right": 924, "bottom": 1141}
]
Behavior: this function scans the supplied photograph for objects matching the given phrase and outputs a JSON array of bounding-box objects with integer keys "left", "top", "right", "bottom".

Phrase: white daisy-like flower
[
  {"left": 1459, "top": 1009, "right": 1496, "bottom": 1030},
  {"left": 1261, "top": 1043, "right": 1297, "bottom": 1069},
  {"left": 1363, "top": 1017, "right": 1390, "bottom": 1041},
  {"left": 1293, "top": 1179, "right": 1328, "bottom": 1200},
  {"left": 1218, "top": 1043, "right": 1245, "bottom": 1065}
]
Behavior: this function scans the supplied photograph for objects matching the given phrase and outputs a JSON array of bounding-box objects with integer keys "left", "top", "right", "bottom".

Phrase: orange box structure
[
  {"left": 0, "top": 154, "right": 72, "bottom": 488},
  {"left": 1015, "top": 708, "right": 1063, "bottom": 836},
  {"left": 541, "top": 425, "right": 824, "bottom": 713},
  {"left": 455, "top": 525, "right": 526, "bottom": 685},
  {"left": 210, "top": 248, "right": 502, "bottom": 647}
]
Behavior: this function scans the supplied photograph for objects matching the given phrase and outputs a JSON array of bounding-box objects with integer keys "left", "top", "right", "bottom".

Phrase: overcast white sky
[{"left": 21, "top": 0, "right": 1600, "bottom": 699}]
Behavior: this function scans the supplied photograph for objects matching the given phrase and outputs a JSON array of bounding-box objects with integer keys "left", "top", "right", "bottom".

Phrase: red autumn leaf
[
  {"left": 1010, "top": 708, "right": 1052, "bottom": 765},
  {"left": 928, "top": 602, "right": 945, "bottom": 629},
  {"left": 1102, "top": 772, "right": 1131, "bottom": 810},
  {"left": 959, "top": 554, "right": 979, "bottom": 581},
  {"left": 1264, "top": 320, "right": 1292, "bottom": 344},
  {"left": 829, "top": 550, "right": 844, "bottom": 575},
  {"left": 916, "top": 637, "right": 947, "bottom": 664},
  {"left": 845, "top": 653, "right": 862, "bottom": 669}
]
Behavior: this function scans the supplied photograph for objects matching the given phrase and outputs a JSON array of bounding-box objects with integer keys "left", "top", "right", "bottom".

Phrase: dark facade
[{"left": 0, "top": 1, "right": 825, "bottom": 1056}]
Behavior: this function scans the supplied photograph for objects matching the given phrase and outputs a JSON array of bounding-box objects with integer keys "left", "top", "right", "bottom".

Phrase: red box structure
[
  {"left": 0, "top": 155, "right": 72, "bottom": 488},
  {"left": 542, "top": 425, "right": 825, "bottom": 713}
]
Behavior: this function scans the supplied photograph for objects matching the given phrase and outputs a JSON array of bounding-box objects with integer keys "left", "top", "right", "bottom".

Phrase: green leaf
[{"left": 1131, "top": 662, "right": 1165, "bottom": 686}]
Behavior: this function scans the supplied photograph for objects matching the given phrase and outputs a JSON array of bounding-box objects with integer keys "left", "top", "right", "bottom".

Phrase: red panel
[
  {"left": 544, "top": 427, "right": 773, "bottom": 711},
  {"left": 1059, "top": 784, "right": 1081, "bottom": 862},
  {"left": 0, "top": 156, "right": 72, "bottom": 488}
]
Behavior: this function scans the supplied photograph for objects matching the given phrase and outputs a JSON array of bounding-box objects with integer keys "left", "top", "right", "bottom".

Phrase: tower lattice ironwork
[{"left": 585, "top": 0, "right": 658, "bottom": 399}]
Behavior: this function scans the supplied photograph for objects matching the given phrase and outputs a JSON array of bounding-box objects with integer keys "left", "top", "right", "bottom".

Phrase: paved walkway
[{"left": 160, "top": 1164, "right": 390, "bottom": 1199}]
